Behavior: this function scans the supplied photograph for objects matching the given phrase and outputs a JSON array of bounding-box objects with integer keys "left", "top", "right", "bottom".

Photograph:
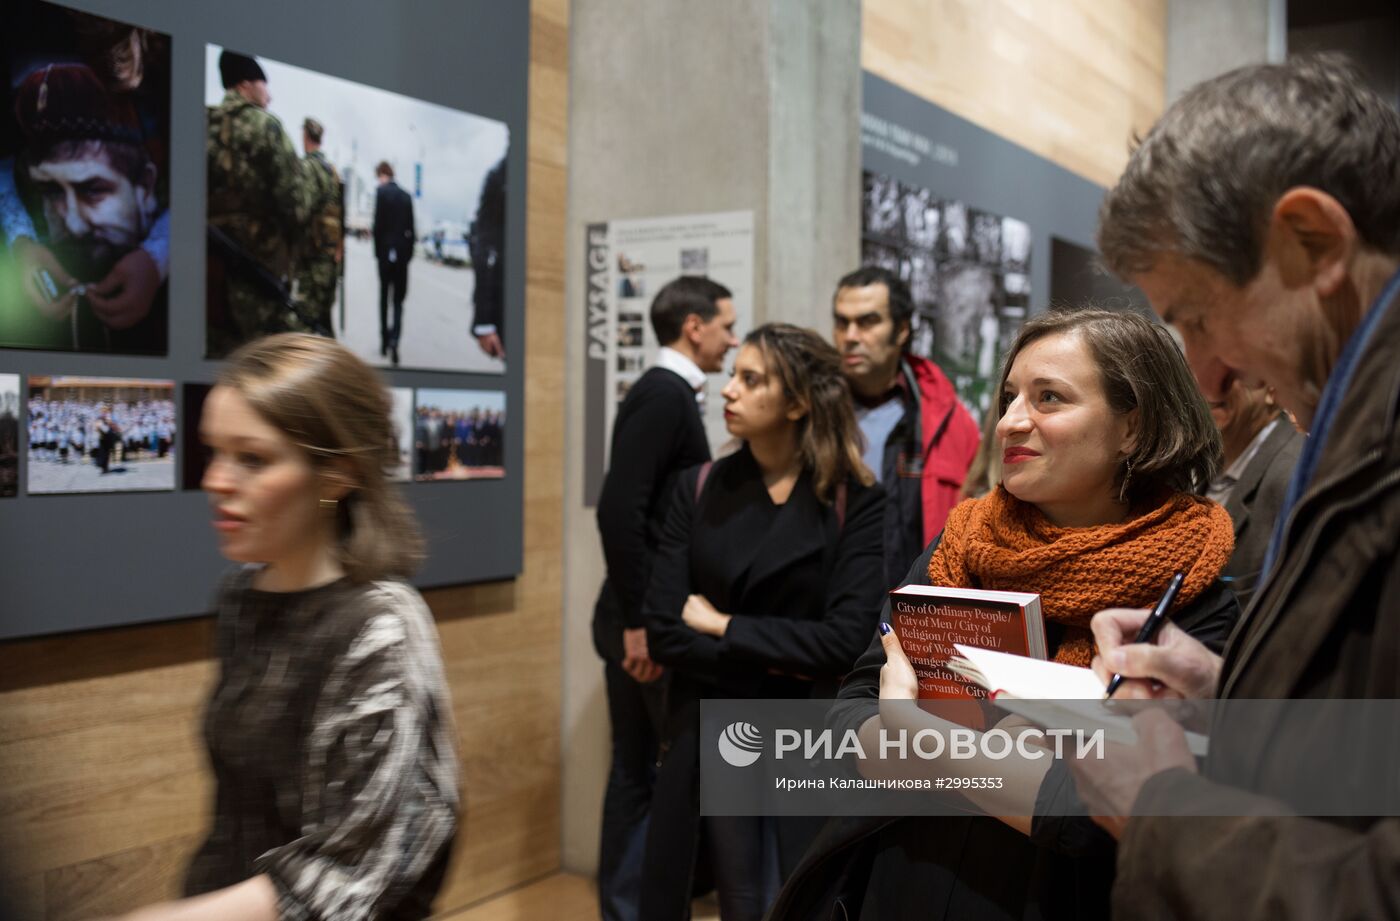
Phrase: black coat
[
  {"left": 592, "top": 366, "right": 711, "bottom": 662},
  {"left": 1218, "top": 414, "right": 1303, "bottom": 608},
  {"left": 639, "top": 446, "right": 887, "bottom": 920},
  {"left": 372, "top": 181, "right": 415, "bottom": 264},
  {"left": 767, "top": 535, "right": 1240, "bottom": 921}
]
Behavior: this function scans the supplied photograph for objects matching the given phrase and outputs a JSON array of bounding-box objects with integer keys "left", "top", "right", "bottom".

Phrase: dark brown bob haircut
[
  {"left": 998, "top": 308, "right": 1221, "bottom": 504},
  {"left": 218, "top": 333, "right": 423, "bottom": 582},
  {"left": 744, "top": 323, "right": 875, "bottom": 502}
]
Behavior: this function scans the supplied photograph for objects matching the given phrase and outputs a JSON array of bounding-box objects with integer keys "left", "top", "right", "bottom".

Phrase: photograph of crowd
[
  {"left": 861, "top": 169, "right": 1031, "bottom": 421},
  {"left": 413, "top": 388, "right": 505, "bottom": 481},
  {"left": 1, "top": 373, "right": 18, "bottom": 497},
  {"left": 1, "top": 1, "right": 171, "bottom": 355},
  {"left": 204, "top": 45, "right": 509, "bottom": 373},
  {"left": 27, "top": 375, "right": 175, "bottom": 494}
]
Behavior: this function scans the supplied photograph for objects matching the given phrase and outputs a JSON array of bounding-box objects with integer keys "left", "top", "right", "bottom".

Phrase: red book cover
[{"left": 889, "top": 585, "right": 1044, "bottom": 725}]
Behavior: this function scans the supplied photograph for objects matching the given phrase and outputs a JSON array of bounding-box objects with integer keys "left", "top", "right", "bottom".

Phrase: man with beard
[{"left": 9, "top": 62, "right": 166, "bottom": 352}]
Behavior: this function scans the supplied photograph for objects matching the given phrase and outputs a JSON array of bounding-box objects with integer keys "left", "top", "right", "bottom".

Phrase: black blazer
[
  {"left": 372, "top": 181, "right": 415, "bottom": 264},
  {"left": 767, "top": 535, "right": 1241, "bottom": 921},
  {"left": 592, "top": 366, "right": 711, "bottom": 661},
  {"left": 639, "top": 447, "right": 887, "bottom": 920},
  {"left": 1219, "top": 415, "right": 1303, "bottom": 609}
]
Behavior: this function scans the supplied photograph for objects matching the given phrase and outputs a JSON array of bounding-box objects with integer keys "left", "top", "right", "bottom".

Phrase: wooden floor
[{"left": 439, "top": 873, "right": 720, "bottom": 921}]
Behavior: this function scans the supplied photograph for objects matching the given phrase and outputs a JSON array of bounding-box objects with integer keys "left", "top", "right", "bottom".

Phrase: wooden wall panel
[
  {"left": 862, "top": 0, "right": 1167, "bottom": 187},
  {"left": 0, "top": 0, "right": 569, "bottom": 917}
]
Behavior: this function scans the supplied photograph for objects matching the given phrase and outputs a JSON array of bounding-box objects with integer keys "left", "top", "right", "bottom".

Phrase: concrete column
[
  {"left": 558, "top": 0, "right": 861, "bottom": 874},
  {"left": 1167, "top": 0, "right": 1286, "bottom": 102}
]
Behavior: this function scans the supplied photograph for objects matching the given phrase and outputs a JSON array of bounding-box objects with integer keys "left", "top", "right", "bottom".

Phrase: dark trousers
[
  {"left": 599, "top": 660, "right": 666, "bottom": 921},
  {"left": 707, "top": 815, "right": 781, "bottom": 921},
  {"left": 378, "top": 257, "right": 410, "bottom": 348}
]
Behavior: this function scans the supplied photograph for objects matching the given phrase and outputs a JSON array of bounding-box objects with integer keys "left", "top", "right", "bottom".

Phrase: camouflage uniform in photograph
[
  {"left": 206, "top": 88, "right": 311, "bottom": 356},
  {"left": 296, "top": 120, "right": 343, "bottom": 336}
]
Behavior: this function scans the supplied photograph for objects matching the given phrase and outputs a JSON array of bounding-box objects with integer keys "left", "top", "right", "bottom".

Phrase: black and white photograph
[
  {"left": 1, "top": 372, "right": 18, "bottom": 497},
  {"left": 413, "top": 388, "right": 505, "bottom": 481},
  {"left": 204, "top": 45, "right": 509, "bottom": 372},
  {"left": 616, "top": 352, "right": 644, "bottom": 373},
  {"left": 27, "top": 374, "right": 175, "bottom": 494},
  {"left": 861, "top": 169, "right": 1033, "bottom": 420},
  {"left": 1, "top": 1, "right": 171, "bottom": 355},
  {"left": 680, "top": 246, "right": 709, "bottom": 273}
]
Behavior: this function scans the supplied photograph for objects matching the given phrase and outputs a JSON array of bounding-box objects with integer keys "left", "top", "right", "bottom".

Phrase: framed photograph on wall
[
  {"left": 412, "top": 388, "right": 504, "bottom": 481},
  {"left": 1, "top": 1, "right": 172, "bottom": 355},
  {"left": 27, "top": 374, "right": 175, "bottom": 494},
  {"left": 204, "top": 45, "right": 509, "bottom": 374}
]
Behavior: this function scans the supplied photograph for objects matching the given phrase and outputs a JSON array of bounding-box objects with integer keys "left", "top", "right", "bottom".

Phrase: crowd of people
[
  {"left": 26, "top": 394, "right": 174, "bottom": 472},
  {"left": 413, "top": 404, "right": 505, "bottom": 477},
  {"left": 63, "top": 52, "right": 1400, "bottom": 921}
]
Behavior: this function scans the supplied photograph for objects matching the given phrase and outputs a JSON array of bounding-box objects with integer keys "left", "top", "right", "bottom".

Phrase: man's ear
[
  {"left": 1270, "top": 187, "right": 1356, "bottom": 298},
  {"left": 893, "top": 319, "right": 911, "bottom": 351},
  {"left": 681, "top": 312, "right": 704, "bottom": 346}
]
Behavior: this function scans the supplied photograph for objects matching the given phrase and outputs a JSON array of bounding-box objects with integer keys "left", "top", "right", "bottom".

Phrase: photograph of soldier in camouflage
[
  {"left": 1, "top": 1, "right": 171, "bottom": 355},
  {"left": 861, "top": 169, "right": 1031, "bottom": 422},
  {"left": 413, "top": 388, "right": 505, "bottom": 481},
  {"left": 204, "top": 45, "right": 509, "bottom": 372}
]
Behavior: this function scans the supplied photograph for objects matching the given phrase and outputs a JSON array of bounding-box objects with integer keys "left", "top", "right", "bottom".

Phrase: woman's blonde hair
[
  {"left": 744, "top": 323, "right": 874, "bottom": 502},
  {"left": 218, "top": 333, "right": 423, "bottom": 581}
]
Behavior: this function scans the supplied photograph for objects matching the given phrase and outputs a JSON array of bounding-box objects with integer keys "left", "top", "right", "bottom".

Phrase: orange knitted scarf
[{"left": 928, "top": 486, "right": 1235, "bottom": 667}]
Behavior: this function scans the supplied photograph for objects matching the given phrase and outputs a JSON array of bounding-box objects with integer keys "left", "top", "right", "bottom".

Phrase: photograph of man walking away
[{"left": 203, "top": 45, "right": 509, "bottom": 372}]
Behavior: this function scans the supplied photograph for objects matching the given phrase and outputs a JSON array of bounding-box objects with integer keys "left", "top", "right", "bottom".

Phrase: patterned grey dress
[{"left": 184, "top": 568, "right": 459, "bottom": 921}]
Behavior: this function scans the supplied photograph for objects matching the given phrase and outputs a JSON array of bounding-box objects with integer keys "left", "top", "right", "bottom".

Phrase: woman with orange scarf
[{"left": 768, "top": 308, "right": 1241, "bottom": 921}]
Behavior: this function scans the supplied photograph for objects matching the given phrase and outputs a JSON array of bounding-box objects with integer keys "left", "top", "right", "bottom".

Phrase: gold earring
[{"left": 319, "top": 497, "right": 338, "bottom": 511}]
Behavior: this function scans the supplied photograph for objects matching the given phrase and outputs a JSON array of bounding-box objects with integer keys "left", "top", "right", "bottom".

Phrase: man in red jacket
[{"left": 832, "top": 266, "right": 980, "bottom": 588}]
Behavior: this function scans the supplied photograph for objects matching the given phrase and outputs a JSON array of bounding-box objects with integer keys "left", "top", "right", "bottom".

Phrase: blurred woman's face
[
  {"left": 199, "top": 385, "right": 328, "bottom": 567},
  {"left": 996, "top": 332, "right": 1137, "bottom": 528},
  {"left": 721, "top": 344, "right": 801, "bottom": 441}
]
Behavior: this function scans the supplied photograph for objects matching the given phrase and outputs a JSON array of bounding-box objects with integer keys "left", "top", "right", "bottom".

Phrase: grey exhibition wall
[
  {"left": 861, "top": 71, "right": 1107, "bottom": 312},
  {"left": 0, "top": 0, "right": 528, "bottom": 640}
]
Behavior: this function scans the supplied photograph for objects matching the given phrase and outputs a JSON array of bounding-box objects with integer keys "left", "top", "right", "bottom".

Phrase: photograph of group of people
[
  {"left": 203, "top": 44, "right": 510, "bottom": 374},
  {"left": 25, "top": 375, "right": 175, "bottom": 494},
  {"left": 1, "top": 1, "right": 171, "bottom": 355},
  {"left": 181, "top": 380, "right": 502, "bottom": 489},
  {"left": 413, "top": 388, "right": 506, "bottom": 481},
  {"left": 862, "top": 169, "right": 1032, "bottom": 421}
]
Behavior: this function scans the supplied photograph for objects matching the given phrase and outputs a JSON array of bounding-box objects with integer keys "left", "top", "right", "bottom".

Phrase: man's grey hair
[{"left": 1098, "top": 54, "right": 1400, "bottom": 286}]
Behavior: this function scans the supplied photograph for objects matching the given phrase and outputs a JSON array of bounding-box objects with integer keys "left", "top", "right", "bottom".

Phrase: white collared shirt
[{"left": 655, "top": 346, "right": 708, "bottom": 406}]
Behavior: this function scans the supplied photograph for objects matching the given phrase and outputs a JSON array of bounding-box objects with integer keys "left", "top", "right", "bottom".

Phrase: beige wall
[
  {"left": 0, "top": 1, "right": 569, "bottom": 918},
  {"left": 862, "top": 0, "right": 1168, "bottom": 187}
]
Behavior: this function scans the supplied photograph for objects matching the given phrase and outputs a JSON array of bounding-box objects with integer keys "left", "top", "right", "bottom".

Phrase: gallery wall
[
  {"left": 0, "top": 0, "right": 569, "bottom": 917},
  {"left": 0, "top": 0, "right": 527, "bottom": 640},
  {"left": 862, "top": 0, "right": 1168, "bottom": 188}
]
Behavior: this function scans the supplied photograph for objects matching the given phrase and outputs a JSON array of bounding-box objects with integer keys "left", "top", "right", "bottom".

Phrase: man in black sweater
[{"left": 593, "top": 275, "right": 737, "bottom": 921}]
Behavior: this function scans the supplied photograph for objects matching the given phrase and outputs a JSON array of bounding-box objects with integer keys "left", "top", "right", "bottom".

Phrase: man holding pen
[{"left": 1070, "top": 55, "right": 1400, "bottom": 919}]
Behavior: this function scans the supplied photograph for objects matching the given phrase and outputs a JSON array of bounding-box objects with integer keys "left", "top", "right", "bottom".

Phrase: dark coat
[
  {"left": 592, "top": 366, "right": 711, "bottom": 662},
  {"left": 640, "top": 447, "right": 887, "bottom": 920},
  {"left": 768, "top": 532, "right": 1240, "bottom": 921},
  {"left": 372, "top": 181, "right": 415, "bottom": 264},
  {"left": 1218, "top": 413, "right": 1304, "bottom": 608},
  {"left": 1113, "top": 279, "right": 1400, "bottom": 920}
]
